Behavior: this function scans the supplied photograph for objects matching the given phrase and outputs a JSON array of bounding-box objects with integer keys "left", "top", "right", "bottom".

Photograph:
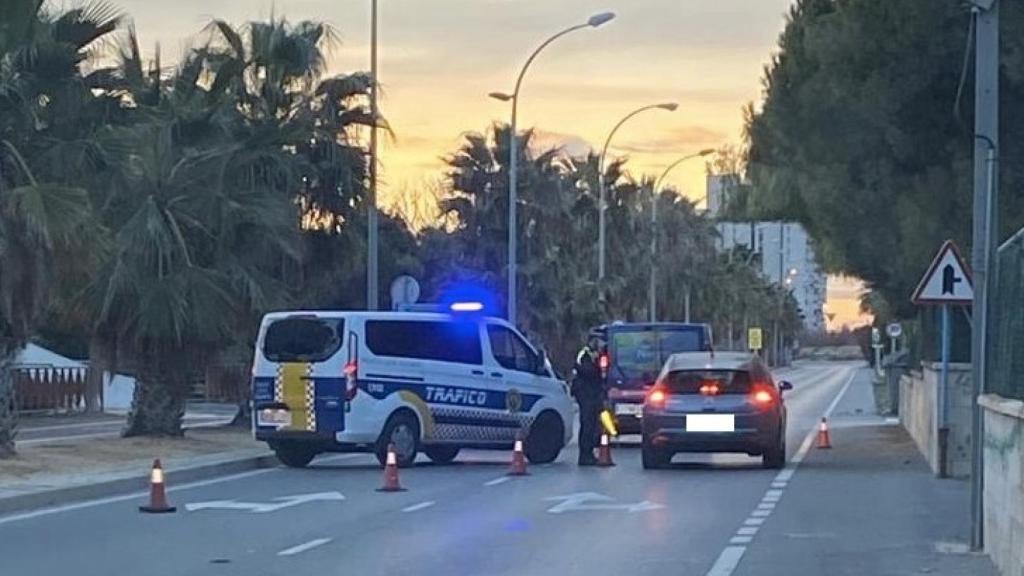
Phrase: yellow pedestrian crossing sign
[{"left": 748, "top": 327, "right": 763, "bottom": 351}]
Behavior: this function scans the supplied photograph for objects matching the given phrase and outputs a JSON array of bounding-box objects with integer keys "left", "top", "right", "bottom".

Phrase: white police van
[{"left": 252, "top": 308, "right": 573, "bottom": 468}]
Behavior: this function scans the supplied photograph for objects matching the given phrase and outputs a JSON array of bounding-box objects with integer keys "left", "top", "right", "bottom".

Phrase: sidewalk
[
  {"left": 0, "top": 427, "right": 273, "bottom": 515},
  {"left": 736, "top": 368, "right": 998, "bottom": 576}
]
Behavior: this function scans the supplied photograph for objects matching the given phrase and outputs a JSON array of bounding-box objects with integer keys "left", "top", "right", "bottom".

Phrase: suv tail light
[
  {"left": 598, "top": 353, "right": 609, "bottom": 379},
  {"left": 749, "top": 383, "right": 776, "bottom": 409},
  {"left": 646, "top": 385, "right": 668, "bottom": 409}
]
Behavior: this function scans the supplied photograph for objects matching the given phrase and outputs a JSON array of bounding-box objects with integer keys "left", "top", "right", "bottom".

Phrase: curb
[{"left": 0, "top": 452, "right": 280, "bottom": 517}]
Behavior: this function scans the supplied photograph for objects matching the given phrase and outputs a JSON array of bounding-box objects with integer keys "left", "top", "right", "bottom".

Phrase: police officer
[{"left": 572, "top": 335, "right": 605, "bottom": 466}]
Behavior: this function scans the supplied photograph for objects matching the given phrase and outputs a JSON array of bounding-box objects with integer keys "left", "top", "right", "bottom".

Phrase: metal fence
[{"left": 989, "top": 226, "right": 1024, "bottom": 400}]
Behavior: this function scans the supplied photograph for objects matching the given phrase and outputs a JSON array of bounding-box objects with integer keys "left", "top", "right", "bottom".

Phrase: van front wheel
[
  {"left": 273, "top": 444, "right": 317, "bottom": 468},
  {"left": 525, "top": 412, "right": 564, "bottom": 464}
]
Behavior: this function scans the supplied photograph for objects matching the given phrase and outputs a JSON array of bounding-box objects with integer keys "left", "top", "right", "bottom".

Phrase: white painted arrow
[
  {"left": 544, "top": 492, "right": 663, "bottom": 514},
  {"left": 185, "top": 491, "right": 345, "bottom": 513}
]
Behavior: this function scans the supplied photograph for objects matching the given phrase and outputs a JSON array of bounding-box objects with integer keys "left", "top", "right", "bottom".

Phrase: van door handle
[
  {"left": 490, "top": 372, "right": 503, "bottom": 378},
  {"left": 472, "top": 370, "right": 485, "bottom": 376}
]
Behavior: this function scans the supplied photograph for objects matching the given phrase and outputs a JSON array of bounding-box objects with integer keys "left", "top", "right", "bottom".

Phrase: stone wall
[
  {"left": 980, "top": 394, "right": 1024, "bottom": 576},
  {"left": 899, "top": 362, "right": 973, "bottom": 478}
]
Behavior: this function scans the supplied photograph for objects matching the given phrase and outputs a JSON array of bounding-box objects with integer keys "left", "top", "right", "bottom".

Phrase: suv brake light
[
  {"left": 749, "top": 383, "right": 776, "bottom": 408},
  {"left": 646, "top": 386, "right": 667, "bottom": 409}
]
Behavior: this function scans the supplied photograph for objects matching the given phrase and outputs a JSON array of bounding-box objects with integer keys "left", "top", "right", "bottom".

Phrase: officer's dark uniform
[{"left": 572, "top": 343, "right": 604, "bottom": 466}]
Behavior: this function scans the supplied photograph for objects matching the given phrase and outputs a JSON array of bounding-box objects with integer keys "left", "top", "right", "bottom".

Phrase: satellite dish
[{"left": 390, "top": 275, "right": 421, "bottom": 310}]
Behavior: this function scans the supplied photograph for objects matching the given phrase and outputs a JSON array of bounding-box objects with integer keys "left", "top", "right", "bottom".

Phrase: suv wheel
[{"left": 641, "top": 441, "right": 671, "bottom": 469}]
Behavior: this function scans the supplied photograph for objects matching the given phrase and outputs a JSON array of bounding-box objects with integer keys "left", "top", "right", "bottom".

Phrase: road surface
[{"left": 0, "top": 362, "right": 994, "bottom": 575}]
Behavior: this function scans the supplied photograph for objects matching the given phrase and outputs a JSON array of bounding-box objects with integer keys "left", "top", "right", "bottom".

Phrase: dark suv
[
  {"left": 640, "top": 351, "right": 791, "bottom": 469},
  {"left": 588, "top": 322, "right": 713, "bottom": 435}
]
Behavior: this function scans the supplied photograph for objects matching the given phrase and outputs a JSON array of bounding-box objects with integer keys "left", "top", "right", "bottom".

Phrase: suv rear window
[
  {"left": 263, "top": 317, "right": 343, "bottom": 362},
  {"left": 610, "top": 327, "right": 706, "bottom": 381},
  {"left": 366, "top": 320, "right": 483, "bottom": 365},
  {"left": 666, "top": 370, "right": 758, "bottom": 394}
]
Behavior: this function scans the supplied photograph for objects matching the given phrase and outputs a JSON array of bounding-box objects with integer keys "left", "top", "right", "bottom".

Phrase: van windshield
[
  {"left": 263, "top": 317, "right": 343, "bottom": 362},
  {"left": 611, "top": 327, "right": 704, "bottom": 384}
]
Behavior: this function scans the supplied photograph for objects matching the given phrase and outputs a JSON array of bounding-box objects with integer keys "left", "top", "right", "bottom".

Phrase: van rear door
[{"left": 256, "top": 315, "right": 346, "bottom": 435}]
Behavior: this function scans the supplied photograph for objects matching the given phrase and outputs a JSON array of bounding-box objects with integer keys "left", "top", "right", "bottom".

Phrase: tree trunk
[
  {"left": 0, "top": 355, "right": 19, "bottom": 458},
  {"left": 85, "top": 335, "right": 110, "bottom": 413},
  {"left": 122, "top": 367, "right": 186, "bottom": 437}
]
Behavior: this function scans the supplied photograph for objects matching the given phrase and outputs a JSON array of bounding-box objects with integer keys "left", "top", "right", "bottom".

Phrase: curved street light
[
  {"left": 648, "top": 148, "right": 715, "bottom": 321},
  {"left": 489, "top": 11, "right": 616, "bottom": 324},
  {"left": 597, "top": 102, "right": 678, "bottom": 295}
]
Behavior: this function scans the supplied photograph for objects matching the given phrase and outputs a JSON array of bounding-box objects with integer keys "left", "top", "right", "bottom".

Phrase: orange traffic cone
[
  {"left": 817, "top": 417, "right": 832, "bottom": 449},
  {"left": 596, "top": 433, "right": 615, "bottom": 467},
  {"left": 376, "top": 444, "right": 406, "bottom": 492},
  {"left": 139, "top": 459, "right": 176, "bottom": 513},
  {"left": 508, "top": 433, "right": 529, "bottom": 476}
]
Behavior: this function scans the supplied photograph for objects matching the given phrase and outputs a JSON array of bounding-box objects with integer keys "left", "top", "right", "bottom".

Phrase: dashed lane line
[
  {"left": 277, "top": 538, "right": 332, "bottom": 557},
  {"left": 401, "top": 501, "right": 436, "bottom": 513},
  {"left": 484, "top": 476, "right": 511, "bottom": 487},
  {"left": 702, "top": 366, "right": 859, "bottom": 576}
]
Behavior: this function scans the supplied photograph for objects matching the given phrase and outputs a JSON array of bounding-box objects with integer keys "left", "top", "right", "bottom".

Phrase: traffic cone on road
[
  {"left": 508, "top": 433, "right": 529, "bottom": 476},
  {"left": 139, "top": 459, "right": 176, "bottom": 513},
  {"left": 376, "top": 444, "right": 406, "bottom": 492},
  {"left": 817, "top": 417, "right": 832, "bottom": 449},
  {"left": 596, "top": 434, "right": 616, "bottom": 467}
]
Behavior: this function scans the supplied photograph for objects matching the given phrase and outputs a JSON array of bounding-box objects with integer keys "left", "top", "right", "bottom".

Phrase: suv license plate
[
  {"left": 686, "top": 414, "right": 735, "bottom": 432},
  {"left": 615, "top": 403, "right": 641, "bottom": 416}
]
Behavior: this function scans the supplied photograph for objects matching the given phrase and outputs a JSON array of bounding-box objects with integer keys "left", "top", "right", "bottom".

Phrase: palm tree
[{"left": 0, "top": 0, "right": 121, "bottom": 455}]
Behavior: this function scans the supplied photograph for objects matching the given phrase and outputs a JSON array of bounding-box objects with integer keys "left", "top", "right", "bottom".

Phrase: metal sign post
[{"left": 912, "top": 241, "right": 974, "bottom": 481}]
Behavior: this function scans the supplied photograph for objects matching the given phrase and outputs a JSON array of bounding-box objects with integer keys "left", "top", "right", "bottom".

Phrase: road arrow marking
[
  {"left": 185, "top": 491, "right": 345, "bottom": 514},
  {"left": 544, "top": 492, "right": 663, "bottom": 514}
]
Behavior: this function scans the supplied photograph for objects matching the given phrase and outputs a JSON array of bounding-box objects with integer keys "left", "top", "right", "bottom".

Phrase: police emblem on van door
[{"left": 506, "top": 388, "right": 523, "bottom": 413}]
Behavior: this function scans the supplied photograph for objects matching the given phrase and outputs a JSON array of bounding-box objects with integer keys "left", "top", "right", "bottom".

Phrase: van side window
[
  {"left": 365, "top": 320, "right": 483, "bottom": 365},
  {"left": 487, "top": 325, "right": 536, "bottom": 373},
  {"left": 263, "top": 317, "right": 344, "bottom": 362}
]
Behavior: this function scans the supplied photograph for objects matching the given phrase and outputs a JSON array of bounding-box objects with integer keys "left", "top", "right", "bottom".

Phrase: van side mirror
[
  {"left": 779, "top": 380, "right": 793, "bottom": 392},
  {"left": 535, "top": 349, "right": 550, "bottom": 376}
]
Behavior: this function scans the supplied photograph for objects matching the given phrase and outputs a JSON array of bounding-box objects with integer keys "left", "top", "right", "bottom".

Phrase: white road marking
[
  {"left": 277, "top": 538, "right": 332, "bottom": 557},
  {"left": 705, "top": 546, "right": 746, "bottom": 576},
  {"left": 0, "top": 453, "right": 365, "bottom": 525},
  {"left": 186, "top": 492, "right": 345, "bottom": 513},
  {"left": 485, "top": 476, "right": 511, "bottom": 487},
  {"left": 701, "top": 366, "right": 859, "bottom": 576},
  {"left": 401, "top": 501, "right": 435, "bottom": 513}
]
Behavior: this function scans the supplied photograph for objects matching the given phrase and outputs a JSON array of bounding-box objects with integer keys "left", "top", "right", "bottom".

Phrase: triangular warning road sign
[{"left": 912, "top": 240, "right": 974, "bottom": 305}]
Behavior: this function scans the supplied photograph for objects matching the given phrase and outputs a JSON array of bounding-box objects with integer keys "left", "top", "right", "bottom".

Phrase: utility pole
[
  {"left": 366, "top": 0, "right": 380, "bottom": 310},
  {"left": 970, "top": 0, "right": 998, "bottom": 551}
]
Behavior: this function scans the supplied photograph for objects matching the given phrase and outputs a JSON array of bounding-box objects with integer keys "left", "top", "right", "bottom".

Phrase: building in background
[
  {"left": 716, "top": 221, "right": 827, "bottom": 333},
  {"left": 706, "top": 173, "right": 740, "bottom": 218}
]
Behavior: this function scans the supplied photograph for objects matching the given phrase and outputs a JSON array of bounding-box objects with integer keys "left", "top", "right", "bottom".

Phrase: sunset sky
[{"left": 114, "top": 0, "right": 869, "bottom": 328}]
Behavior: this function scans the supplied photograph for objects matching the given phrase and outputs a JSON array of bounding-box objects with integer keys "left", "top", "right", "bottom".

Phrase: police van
[{"left": 252, "top": 308, "right": 574, "bottom": 468}]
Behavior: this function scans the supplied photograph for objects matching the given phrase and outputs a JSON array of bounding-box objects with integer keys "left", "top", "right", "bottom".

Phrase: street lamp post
[
  {"left": 489, "top": 11, "right": 615, "bottom": 324},
  {"left": 650, "top": 148, "right": 715, "bottom": 322},
  {"left": 598, "top": 102, "right": 678, "bottom": 302},
  {"left": 367, "top": 0, "right": 380, "bottom": 310}
]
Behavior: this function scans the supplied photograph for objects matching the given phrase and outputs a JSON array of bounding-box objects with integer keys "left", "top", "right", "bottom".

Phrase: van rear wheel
[
  {"left": 525, "top": 412, "right": 564, "bottom": 464},
  {"left": 273, "top": 444, "right": 317, "bottom": 468},
  {"left": 376, "top": 411, "right": 420, "bottom": 468}
]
